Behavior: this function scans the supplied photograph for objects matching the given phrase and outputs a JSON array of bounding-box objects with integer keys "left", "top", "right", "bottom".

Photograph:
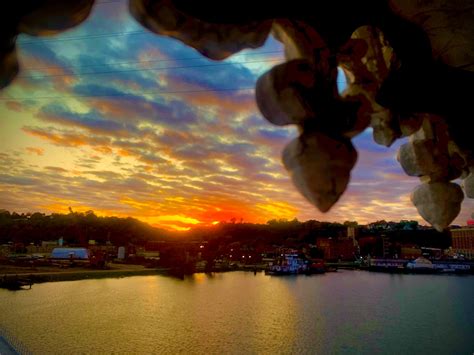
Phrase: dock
[{"left": 0, "top": 275, "right": 33, "bottom": 290}]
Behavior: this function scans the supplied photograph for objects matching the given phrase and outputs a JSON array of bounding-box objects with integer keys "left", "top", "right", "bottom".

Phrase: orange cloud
[
  {"left": 20, "top": 57, "right": 69, "bottom": 76},
  {"left": 93, "top": 145, "right": 113, "bottom": 154},
  {"left": 26, "top": 146, "right": 44, "bottom": 156},
  {"left": 22, "top": 127, "right": 86, "bottom": 147},
  {"left": 16, "top": 56, "right": 78, "bottom": 91},
  {"left": 118, "top": 149, "right": 133, "bottom": 157},
  {"left": 164, "top": 76, "right": 257, "bottom": 116},
  {"left": 22, "top": 126, "right": 110, "bottom": 148},
  {"left": 185, "top": 91, "right": 256, "bottom": 115},
  {"left": 5, "top": 101, "right": 23, "bottom": 112}
]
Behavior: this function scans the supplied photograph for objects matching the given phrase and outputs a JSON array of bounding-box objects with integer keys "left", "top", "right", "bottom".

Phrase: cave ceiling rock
[
  {"left": 370, "top": 109, "right": 400, "bottom": 147},
  {"left": 463, "top": 169, "right": 474, "bottom": 199},
  {"left": 398, "top": 138, "right": 451, "bottom": 179},
  {"left": 411, "top": 181, "right": 464, "bottom": 232},
  {"left": 129, "top": 0, "right": 272, "bottom": 60},
  {"left": 338, "top": 26, "right": 399, "bottom": 146},
  {"left": 389, "top": 0, "right": 474, "bottom": 71},
  {"left": 403, "top": 116, "right": 469, "bottom": 229},
  {"left": 0, "top": 45, "right": 17, "bottom": 90},
  {"left": 283, "top": 132, "right": 357, "bottom": 213},
  {"left": 397, "top": 116, "right": 461, "bottom": 181},
  {"left": 18, "top": 0, "right": 95, "bottom": 36},
  {"left": 397, "top": 113, "right": 423, "bottom": 137},
  {"left": 260, "top": 20, "right": 368, "bottom": 211},
  {"left": 0, "top": 0, "right": 95, "bottom": 89},
  {"left": 255, "top": 59, "right": 316, "bottom": 126}
]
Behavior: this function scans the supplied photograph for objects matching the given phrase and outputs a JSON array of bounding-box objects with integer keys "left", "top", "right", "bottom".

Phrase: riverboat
[
  {"left": 368, "top": 258, "right": 407, "bottom": 273},
  {"left": 265, "top": 251, "right": 308, "bottom": 275},
  {"left": 406, "top": 257, "right": 436, "bottom": 273},
  {"left": 368, "top": 257, "right": 474, "bottom": 274}
]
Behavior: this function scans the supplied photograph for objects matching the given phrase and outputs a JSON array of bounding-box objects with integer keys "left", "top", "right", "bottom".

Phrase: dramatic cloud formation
[{"left": 0, "top": 0, "right": 472, "bottom": 230}]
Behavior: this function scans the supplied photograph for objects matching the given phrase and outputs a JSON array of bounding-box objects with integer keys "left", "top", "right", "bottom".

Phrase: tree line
[
  {"left": 0, "top": 209, "right": 171, "bottom": 246},
  {"left": 0, "top": 210, "right": 450, "bottom": 249}
]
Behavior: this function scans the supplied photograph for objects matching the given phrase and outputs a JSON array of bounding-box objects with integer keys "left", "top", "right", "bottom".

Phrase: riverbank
[
  {"left": 0, "top": 263, "right": 169, "bottom": 287},
  {"left": 3, "top": 261, "right": 472, "bottom": 289},
  {"left": 1, "top": 262, "right": 275, "bottom": 288}
]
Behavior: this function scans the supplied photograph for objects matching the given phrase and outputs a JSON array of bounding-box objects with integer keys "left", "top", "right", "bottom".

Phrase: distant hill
[
  {"left": 0, "top": 209, "right": 172, "bottom": 246},
  {"left": 0, "top": 210, "right": 450, "bottom": 251}
]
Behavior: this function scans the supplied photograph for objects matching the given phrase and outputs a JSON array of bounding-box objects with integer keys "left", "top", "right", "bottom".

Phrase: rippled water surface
[{"left": 1, "top": 271, "right": 473, "bottom": 354}]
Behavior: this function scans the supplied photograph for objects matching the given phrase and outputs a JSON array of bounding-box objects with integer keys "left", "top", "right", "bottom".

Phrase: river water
[{"left": 0, "top": 271, "right": 473, "bottom": 354}]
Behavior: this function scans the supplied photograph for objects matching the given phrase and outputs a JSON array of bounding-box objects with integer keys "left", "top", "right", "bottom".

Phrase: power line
[
  {"left": 20, "top": 50, "right": 284, "bottom": 72},
  {"left": 18, "top": 30, "right": 150, "bottom": 45},
  {"left": 0, "top": 87, "right": 256, "bottom": 101},
  {"left": 0, "top": 80, "right": 349, "bottom": 102},
  {"left": 17, "top": 58, "right": 282, "bottom": 79}
]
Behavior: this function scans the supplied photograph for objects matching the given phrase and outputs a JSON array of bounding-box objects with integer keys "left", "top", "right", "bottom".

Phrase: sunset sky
[{"left": 1, "top": 1, "right": 472, "bottom": 231}]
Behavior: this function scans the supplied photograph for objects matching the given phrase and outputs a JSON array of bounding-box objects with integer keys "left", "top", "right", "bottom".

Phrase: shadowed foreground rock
[
  {"left": 412, "top": 182, "right": 464, "bottom": 232},
  {"left": 283, "top": 132, "right": 357, "bottom": 213}
]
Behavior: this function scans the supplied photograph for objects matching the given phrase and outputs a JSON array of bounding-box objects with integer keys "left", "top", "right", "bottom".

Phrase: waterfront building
[
  {"left": 400, "top": 245, "right": 422, "bottom": 259},
  {"left": 382, "top": 235, "right": 390, "bottom": 258},
  {"left": 0, "top": 244, "right": 11, "bottom": 257},
  {"left": 25, "top": 241, "right": 58, "bottom": 255},
  {"left": 420, "top": 247, "right": 443, "bottom": 259},
  {"left": 451, "top": 228, "right": 474, "bottom": 259},
  {"left": 347, "top": 226, "right": 357, "bottom": 243},
  {"left": 357, "top": 236, "right": 379, "bottom": 256},
  {"left": 51, "top": 247, "right": 90, "bottom": 260},
  {"left": 316, "top": 237, "right": 355, "bottom": 261}
]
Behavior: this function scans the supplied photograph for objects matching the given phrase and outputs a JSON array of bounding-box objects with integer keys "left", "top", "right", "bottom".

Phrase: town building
[
  {"left": 400, "top": 245, "right": 422, "bottom": 259},
  {"left": 316, "top": 237, "right": 355, "bottom": 261},
  {"left": 26, "top": 241, "right": 58, "bottom": 255},
  {"left": 451, "top": 228, "right": 474, "bottom": 259},
  {"left": 51, "top": 247, "right": 90, "bottom": 260}
]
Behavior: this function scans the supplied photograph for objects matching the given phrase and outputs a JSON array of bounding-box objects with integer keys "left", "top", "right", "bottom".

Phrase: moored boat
[
  {"left": 308, "top": 259, "right": 326, "bottom": 274},
  {"left": 265, "top": 251, "right": 308, "bottom": 275},
  {"left": 368, "top": 258, "right": 407, "bottom": 273},
  {"left": 432, "top": 260, "right": 474, "bottom": 274},
  {"left": 406, "top": 257, "right": 437, "bottom": 273}
]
